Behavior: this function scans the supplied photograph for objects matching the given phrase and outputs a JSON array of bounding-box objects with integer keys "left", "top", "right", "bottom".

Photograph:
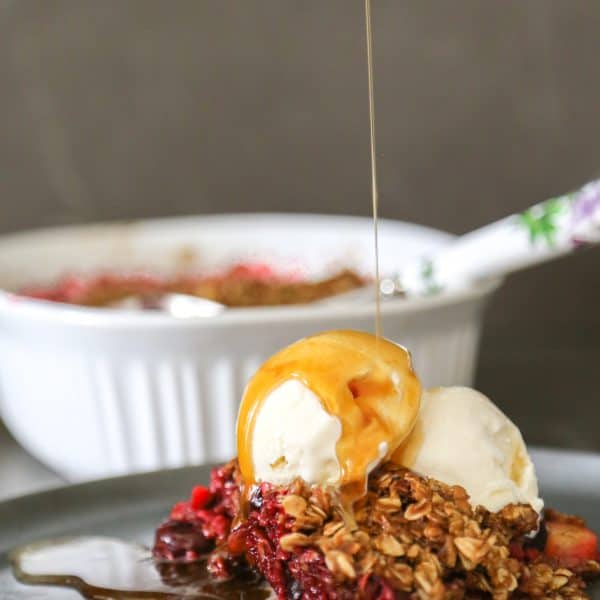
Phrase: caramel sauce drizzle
[
  {"left": 365, "top": 0, "right": 382, "bottom": 339},
  {"left": 237, "top": 330, "right": 421, "bottom": 508}
]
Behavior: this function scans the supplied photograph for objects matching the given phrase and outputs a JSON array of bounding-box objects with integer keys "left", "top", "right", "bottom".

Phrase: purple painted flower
[{"left": 570, "top": 181, "right": 600, "bottom": 246}]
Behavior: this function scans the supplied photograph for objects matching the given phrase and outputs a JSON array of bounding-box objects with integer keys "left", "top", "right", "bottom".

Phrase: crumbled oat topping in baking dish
[{"left": 20, "top": 266, "right": 366, "bottom": 307}]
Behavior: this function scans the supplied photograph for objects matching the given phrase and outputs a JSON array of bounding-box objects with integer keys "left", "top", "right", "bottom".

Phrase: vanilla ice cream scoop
[
  {"left": 237, "top": 330, "right": 421, "bottom": 498},
  {"left": 394, "top": 387, "right": 543, "bottom": 513},
  {"left": 251, "top": 379, "right": 342, "bottom": 486}
]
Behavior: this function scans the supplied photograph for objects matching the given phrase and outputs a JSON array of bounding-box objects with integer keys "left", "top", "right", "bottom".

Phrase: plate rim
[{"left": 1, "top": 446, "right": 599, "bottom": 511}]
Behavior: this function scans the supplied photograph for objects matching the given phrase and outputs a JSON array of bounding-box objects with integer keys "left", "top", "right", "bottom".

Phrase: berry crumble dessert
[
  {"left": 20, "top": 264, "right": 366, "bottom": 308},
  {"left": 153, "top": 331, "right": 600, "bottom": 599}
]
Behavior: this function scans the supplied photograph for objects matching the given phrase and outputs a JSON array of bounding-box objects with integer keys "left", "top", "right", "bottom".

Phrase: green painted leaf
[
  {"left": 420, "top": 259, "right": 442, "bottom": 295},
  {"left": 517, "top": 196, "right": 568, "bottom": 247}
]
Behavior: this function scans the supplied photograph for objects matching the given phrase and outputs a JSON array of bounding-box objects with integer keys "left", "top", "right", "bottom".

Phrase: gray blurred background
[{"left": 0, "top": 1, "right": 599, "bottom": 451}]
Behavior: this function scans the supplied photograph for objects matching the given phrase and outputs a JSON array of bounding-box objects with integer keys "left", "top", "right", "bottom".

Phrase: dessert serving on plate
[{"left": 153, "top": 330, "right": 600, "bottom": 599}]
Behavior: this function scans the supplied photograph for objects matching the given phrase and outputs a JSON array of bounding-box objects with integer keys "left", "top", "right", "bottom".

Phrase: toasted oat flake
[
  {"left": 281, "top": 494, "right": 307, "bottom": 518},
  {"left": 325, "top": 550, "right": 356, "bottom": 579},
  {"left": 375, "top": 533, "right": 405, "bottom": 557},
  {"left": 279, "top": 532, "right": 312, "bottom": 551}
]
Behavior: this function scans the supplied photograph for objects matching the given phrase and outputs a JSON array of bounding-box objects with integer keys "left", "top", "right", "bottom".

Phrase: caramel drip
[
  {"left": 237, "top": 330, "right": 421, "bottom": 506},
  {"left": 365, "top": 0, "right": 382, "bottom": 340}
]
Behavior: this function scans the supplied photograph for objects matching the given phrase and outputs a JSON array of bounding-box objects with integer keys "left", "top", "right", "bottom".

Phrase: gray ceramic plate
[{"left": 1, "top": 448, "right": 599, "bottom": 599}]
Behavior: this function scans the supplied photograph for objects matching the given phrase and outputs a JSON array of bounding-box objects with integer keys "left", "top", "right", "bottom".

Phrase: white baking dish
[{"left": 0, "top": 214, "right": 501, "bottom": 481}]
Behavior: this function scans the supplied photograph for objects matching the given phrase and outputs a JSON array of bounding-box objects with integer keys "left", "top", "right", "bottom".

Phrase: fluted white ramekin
[{"left": 0, "top": 214, "right": 501, "bottom": 481}]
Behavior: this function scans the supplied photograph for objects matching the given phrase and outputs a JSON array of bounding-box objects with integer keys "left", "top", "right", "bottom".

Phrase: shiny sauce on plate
[{"left": 11, "top": 537, "right": 270, "bottom": 599}]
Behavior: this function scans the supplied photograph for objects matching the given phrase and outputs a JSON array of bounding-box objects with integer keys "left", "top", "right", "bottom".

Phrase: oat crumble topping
[{"left": 154, "top": 460, "right": 599, "bottom": 599}]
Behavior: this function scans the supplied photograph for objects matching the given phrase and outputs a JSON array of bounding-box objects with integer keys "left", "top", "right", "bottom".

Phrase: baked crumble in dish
[
  {"left": 19, "top": 263, "right": 366, "bottom": 307},
  {"left": 153, "top": 331, "right": 600, "bottom": 599}
]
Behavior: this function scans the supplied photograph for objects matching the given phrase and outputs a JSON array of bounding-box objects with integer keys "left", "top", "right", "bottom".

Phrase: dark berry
[{"left": 153, "top": 519, "right": 213, "bottom": 561}]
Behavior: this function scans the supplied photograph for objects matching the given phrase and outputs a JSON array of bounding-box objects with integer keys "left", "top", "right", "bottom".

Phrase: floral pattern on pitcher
[
  {"left": 518, "top": 198, "right": 567, "bottom": 247},
  {"left": 396, "top": 178, "right": 600, "bottom": 298},
  {"left": 517, "top": 181, "right": 600, "bottom": 248},
  {"left": 569, "top": 181, "right": 600, "bottom": 246}
]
